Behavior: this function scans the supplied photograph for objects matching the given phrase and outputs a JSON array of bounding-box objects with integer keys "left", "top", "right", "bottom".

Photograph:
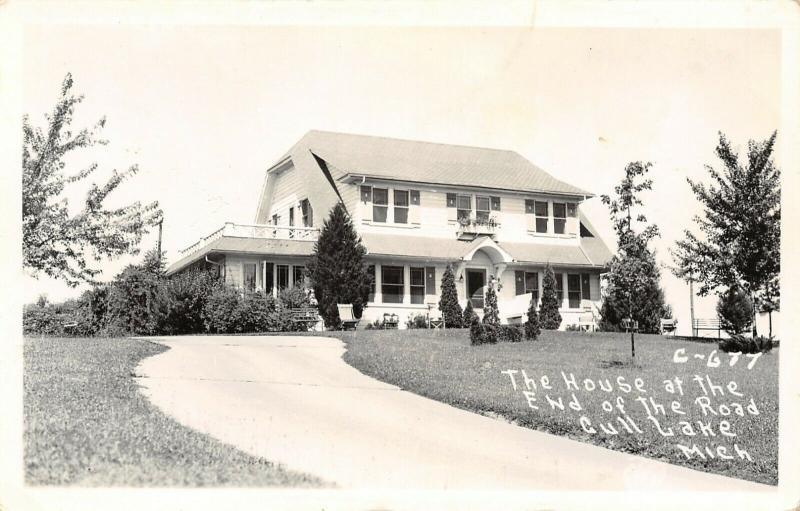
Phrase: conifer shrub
[
  {"left": 524, "top": 296, "right": 541, "bottom": 340},
  {"left": 539, "top": 264, "right": 562, "bottom": 330},
  {"left": 719, "top": 334, "right": 773, "bottom": 354},
  {"left": 438, "top": 264, "right": 463, "bottom": 328},
  {"left": 482, "top": 285, "right": 500, "bottom": 325},
  {"left": 716, "top": 286, "right": 754, "bottom": 335},
  {"left": 470, "top": 322, "right": 499, "bottom": 345},
  {"left": 462, "top": 300, "right": 479, "bottom": 326},
  {"left": 498, "top": 324, "right": 523, "bottom": 343}
]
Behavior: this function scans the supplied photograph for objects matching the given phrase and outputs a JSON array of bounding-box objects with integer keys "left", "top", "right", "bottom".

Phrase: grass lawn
[
  {"left": 24, "top": 336, "right": 326, "bottom": 487},
  {"left": 337, "top": 329, "right": 778, "bottom": 485}
]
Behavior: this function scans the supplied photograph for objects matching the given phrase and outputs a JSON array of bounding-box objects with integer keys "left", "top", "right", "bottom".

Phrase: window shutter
[
  {"left": 361, "top": 186, "right": 372, "bottom": 222},
  {"left": 515, "top": 270, "right": 525, "bottom": 295},
  {"left": 425, "top": 267, "right": 436, "bottom": 294},
  {"left": 410, "top": 190, "right": 420, "bottom": 205},
  {"left": 525, "top": 199, "right": 535, "bottom": 214},
  {"left": 491, "top": 196, "right": 501, "bottom": 211}
]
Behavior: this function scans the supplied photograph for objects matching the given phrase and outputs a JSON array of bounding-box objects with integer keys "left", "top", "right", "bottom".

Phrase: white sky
[{"left": 20, "top": 25, "right": 781, "bottom": 333}]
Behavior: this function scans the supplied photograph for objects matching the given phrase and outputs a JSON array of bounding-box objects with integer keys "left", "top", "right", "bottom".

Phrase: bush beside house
[
  {"left": 524, "top": 296, "right": 541, "bottom": 340},
  {"left": 539, "top": 265, "right": 562, "bottom": 330},
  {"left": 438, "top": 265, "right": 463, "bottom": 328}
]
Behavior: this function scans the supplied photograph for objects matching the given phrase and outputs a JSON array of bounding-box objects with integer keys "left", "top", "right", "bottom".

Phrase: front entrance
[{"left": 466, "top": 269, "right": 486, "bottom": 309}]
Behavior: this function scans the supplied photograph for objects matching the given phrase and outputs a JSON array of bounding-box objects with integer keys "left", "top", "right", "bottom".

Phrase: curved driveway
[{"left": 136, "top": 335, "right": 771, "bottom": 491}]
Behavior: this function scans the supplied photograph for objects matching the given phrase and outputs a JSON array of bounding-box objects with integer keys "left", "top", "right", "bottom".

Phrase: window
[
  {"left": 373, "top": 188, "right": 388, "bottom": 223},
  {"left": 360, "top": 185, "right": 372, "bottom": 203},
  {"left": 568, "top": 274, "right": 581, "bottom": 308},
  {"left": 394, "top": 190, "right": 409, "bottom": 224},
  {"left": 288, "top": 207, "right": 294, "bottom": 227},
  {"left": 476, "top": 196, "right": 491, "bottom": 223},
  {"left": 410, "top": 190, "right": 420, "bottom": 206},
  {"left": 553, "top": 202, "right": 567, "bottom": 234},
  {"left": 534, "top": 201, "right": 549, "bottom": 233},
  {"left": 264, "top": 262, "right": 274, "bottom": 294},
  {"left": 525, "top": 272, "right": 539, "bottom": 303},
  {"left": 277, "top": 264, "right": 289, "bottom": 290},
  {"left": 490, "top": 196, "right": 501, "bottom": 211},
  {"left": 457, "top": 195, "right": 471, "bottom": 222},
  {"left": 554, "top": 272, "right": 564, "bottom": 304},
  {"left": 292, "top": 266, "right": 305, "bottom": 288},
  {"left": 581, "top": 274, "right": 591, "bottom": 300},
  {"left": 381, "top": 266, "right": 404, "bottom": 303},
  {"left": 580, "top": 222, "right": 594, "bottom": 237},
  {"left": 367, "top": 265, "right": 376, "bottom": 302},
  {"left": 567, "top": 202, "right": 577, "bottom": 218},
  {"left": 446, "top": 193, "right": 457, "bottom": 208},
  {"left": 410, "top": 267, "right": 425, "bottom": 304},
  {"left": 243, "top": 263, "right": 257, "bottom": 292},
  {"left": 300, "top": 199, "right": 313, "bottom": 227}
]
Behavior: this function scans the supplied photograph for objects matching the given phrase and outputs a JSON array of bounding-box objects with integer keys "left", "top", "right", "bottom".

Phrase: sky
[{"left": 20, "top": 25, "right": 781, "bottom": 335}]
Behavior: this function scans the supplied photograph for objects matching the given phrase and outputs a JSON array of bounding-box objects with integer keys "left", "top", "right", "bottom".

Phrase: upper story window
[
  {"left": 475, "top": 196, "right": 491, "bottom": 223},
  {"left": 394, "top": 190, "right": 409, "bottom": 224},
  {"left": 457, "top": 194, "right": 472, "bottom": 222},
  {"left": 373, "top": 188, "right": 389, "bottom": 223},
  {"left": 553, "top": 202, "right": 567, "bottom": 234},
  {"left": 300, "top": 199, "right": 313, "bottom": 227}
]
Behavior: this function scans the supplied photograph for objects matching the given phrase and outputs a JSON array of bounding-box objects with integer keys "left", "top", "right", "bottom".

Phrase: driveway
[{"left": 136, "top": 335, "right": 771, "bottom": 491}]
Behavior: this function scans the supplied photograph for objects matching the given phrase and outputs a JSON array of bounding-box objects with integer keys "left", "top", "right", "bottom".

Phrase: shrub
[
  {"left": 462, "top": 300, "right": 479, "bottom": 326},
  {"left": 306, "top": 203, "right": 372, "bottom": 329},
  {"left": 23, "top": 305, "right": 64, "bottom": 336},
  {"left": 163, "top": 269, "right": 219, "bottom": 334},
  {"left": 365, "top": 318, "right": 384, "bottom": 330},
  {"left": 524, "top": 296, "right": 540, "bottom": 340},
  {"left": 482, "top": 285, "right": 500, "bottom": 325},
  {"left": 203, "top": 283, "right": 244, "bottom": 333},
  {"left": 278, "top": 285, "right": 313, "bottom": 309},
  {"left": 470, "top": 322, "right": 498, "bottom": 345},
  {"left": 405, "top": 314, "right": 428, "bottom": 329},
  {"left": 719, "top": 334, "right": 773, "bottom": 354},
  {"left": 565, "top": 324, "right": 583, "bottom": 332},
  {"left": 498, "top": 324, "right": 523, "bottom": 343},
  {"left": 106, "top": 250, "right": 169, "bottom": 335},
  {"left": 717, "top": 286, "right": 753, "bottom": 335},
  {"left": 438, "top": 264, "right": 463, "bottom": 328},
  {"left": 539, "top": 264, "right": 562, "bottom": 330},
  {"left": 77, "top": 285, "right": 110, "bottom": 335}
]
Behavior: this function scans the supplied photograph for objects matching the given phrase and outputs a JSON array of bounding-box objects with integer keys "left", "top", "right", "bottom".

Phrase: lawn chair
[
  {"left": 383, "top": 313, "right": 399, "bottom": 329},
  {"left": 577, "top": 313, "right": 596, "bottom": 332},
  {"left": 336, "top": 304, "right": 360, "bottom": 330},
  {"left": 427, "top": 302, "right": 445, "bottom": 330},
  {"left": 621, "top": 318, "right": 639, "bottom": 333},
  {"left": 660, "top": 318, "right": 678, "bottom": 336}
]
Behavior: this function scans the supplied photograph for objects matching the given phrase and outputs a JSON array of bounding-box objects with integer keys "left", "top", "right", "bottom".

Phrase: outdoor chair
[
  {"left": 336, "top": 304, "right": 360, "bottom": 331},
  {"left": 621, "top": 318, "right": 639, "bottom": 332},
  {"left": 290, "top": 307, "right": 321, "bottom": 331},
  {"left": 660, "top": 318, "right": 678, "bottom": 336},
  {"left": 577, "top": 313, "right": 596, "bottom": 332},
  {"left": 383, "top": 313, "right": 399, "bottom": 329}
]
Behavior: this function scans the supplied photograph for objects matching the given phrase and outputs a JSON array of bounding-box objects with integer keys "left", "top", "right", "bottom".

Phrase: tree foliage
[
  {"left": 599, "top": 162, "right": 670, "bottom": 334},
  {"left": 462, "top": 299, "right": 478, "bottom": 327},
  {"left": 716, "top": 286, "right": 754, "bottom": 335},
  {"left": 538, "top": 264, "right": 562, "bottom": 330},
  {"left": 105, "top": 249, "right": 168, "bottom": 335},
  {"left": 525, "top": 295, "right": 541, "bottom": 340},
  {"left": 438, "top": 264, "right": 463, "bottom": 328},
  {"left": 23, "top": 74, "right": 162, "bottom": 286},
  {"left": 671, "top": 132, "right": 780, "bottom": 334},
  {"left": 306, "top": 202, "right": 372, "bottom": 329}
]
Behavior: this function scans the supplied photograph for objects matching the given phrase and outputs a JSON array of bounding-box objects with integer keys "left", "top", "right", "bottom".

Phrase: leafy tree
[
  {"left": 106, "top": 249, "right": 168, "bottom": 335},
  {"left": 462, "top": 299, "right": 478, "bottom": 326},
  {"left": 162, "top": 269, "right": 220, "bottom": 334},
  {"left": 538, "top": 264, "right": 562, "bottom": 329},
  {"left": 717, "top": 286, "right": 753, "bottom": 335},
  {"left": 22, "top": 73, "right": 162, "bottom": 286},
  {"left": 482, "top": 284, "right": 500, "bottom": 325},
  {"left": 600, "top": 162, "right": 669, "bottom": 353},
  {"left": 525, "top": 295, "right": 541, "bottom": 340},
  {"left": 438, "top": 264, "right": 463, "bottom": 328},
  {"left": 306, "top": 202, "right": 372, "bottom": 329},
  {"left": 672, "top": 132, "right": 780, "bottom": 337}
]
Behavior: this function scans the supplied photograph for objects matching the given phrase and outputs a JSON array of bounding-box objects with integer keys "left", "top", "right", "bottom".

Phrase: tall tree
[
  {"left": 482, "top": 283, "right": 500, "bottom": 325},
  {"left": 538, "top": 264, "right": 562, "bottom": 330},
  {"left": 22, "top": 74, "right": 162, "bottom": 286},
  {"left": 600, "top": 162, "right": 670, "bottom": 355},
  {"left": 306, "top": 202, "right": 372, "bottom": 329},
  {"left": 671, "top": 132, "right": 780, "bottom": 336},
  {"left": 438, "top": 264, "right": 463, "bottom": 328}
]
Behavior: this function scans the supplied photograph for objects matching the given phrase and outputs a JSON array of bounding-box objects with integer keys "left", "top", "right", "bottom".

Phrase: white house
[{"left": 166, "top": 130, "right": 613, "bottom": 328}]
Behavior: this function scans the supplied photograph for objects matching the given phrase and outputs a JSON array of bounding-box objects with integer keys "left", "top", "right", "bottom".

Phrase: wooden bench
[
  {"left": 660, "top": 318, "right": 678, "bottom": 335},
  {"left": 63, "top": 322, "right": 78, "bottom": 335},
  {"left": 289, "top": 308, "right": 320, "bottom": 331},
  {"left": 692, "top": 318, "right": 722, "bottom": 338},
  {"left": 336, "top": 304, "right": 360, "bottom": 331}
]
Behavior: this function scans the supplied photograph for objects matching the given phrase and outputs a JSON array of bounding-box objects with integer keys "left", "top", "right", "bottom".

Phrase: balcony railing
[
  {"left": 179, "top": 222, "right": 319, "bottom": 257},
  {"left": 456, "top": 216, "right": 500, "bottom": 238}
]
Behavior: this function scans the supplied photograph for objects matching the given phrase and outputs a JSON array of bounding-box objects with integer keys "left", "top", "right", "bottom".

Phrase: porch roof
[{"left": 166, "top": 236, "right": 316, "bottom": 275}]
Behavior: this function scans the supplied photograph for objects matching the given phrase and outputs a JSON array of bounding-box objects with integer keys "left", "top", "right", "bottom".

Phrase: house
[{"left": 166, "top": 130, "right": 613, "bottom": 329}]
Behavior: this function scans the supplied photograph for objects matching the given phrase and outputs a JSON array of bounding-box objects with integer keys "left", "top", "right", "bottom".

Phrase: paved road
[{"left": 136, "top": 335, "right": 771, "bottom": 491}]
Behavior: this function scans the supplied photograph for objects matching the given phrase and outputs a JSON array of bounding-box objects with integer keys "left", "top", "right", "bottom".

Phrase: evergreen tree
[
  {"left": 716, "top": 286, "right": 753, "bottom": 335},
  {"left": 671, "top": 132, "right": 780, "bottom": 336},
  {"left": 306, "top": 202, "right": 372, "bottom": 329},
  {"left": 539, "top": 264, "right": 562, "bottom": 329},
  {"left": 482, "top": 284, "right": 500, "bottom": 325},
  {"left": 438, "top": 264, "right": 463, "bottom": 328},
  {"left": 23, "top": 74, "right": 162, "bottom": 286},
  {"left": 462, "top": 299, "right": 478, "bottom": 326},
  {"left": 600, "top": 162, "right": 669, "bottom": 354},
  {"left": 525, "top": 295, "right": 541, "bottom": 340}
]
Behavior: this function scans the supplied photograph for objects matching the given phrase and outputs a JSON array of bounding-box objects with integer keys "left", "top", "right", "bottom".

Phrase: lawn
[
  {"left": 338, "top": 329, "right": 778, "bottom": 485},
  {"left": 24, "top": 336, "right": 326, "bottom": 487}
]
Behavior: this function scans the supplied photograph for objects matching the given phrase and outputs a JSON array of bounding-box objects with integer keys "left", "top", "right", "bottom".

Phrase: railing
[
  {"left": 179, "top": 222, "right": 319, "bottom": 257},
  {"left": 457, "top": 216, "right": 500, "bottom": 237}
]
